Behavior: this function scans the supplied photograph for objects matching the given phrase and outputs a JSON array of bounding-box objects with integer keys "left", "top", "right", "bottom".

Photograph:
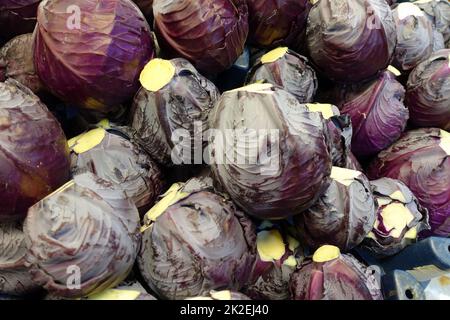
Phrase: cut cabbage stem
[
  {"left": 210, "top": 290, "right": 232, "bottom": 300},
  {"left": 440, "top": 130, "right": 450, "bottom": 155},
  {"left": 230, "top": 82, "right": 274, "bottom": 94},
  {"left": 68, "top": 128, "right": 106, "bottom": 154},
  {"left": 261, "top": 47, "right": 289, "bottom": 64},
  {"left": 306, "top": 103, "right": 335, "bottom": 119},
  {"left": 139, "top": 58, "right": 175, "bottom": 92},
  {"left": 381, "top": 203, "right": 415, "bottom": 238},
  {"left": 256, "top": 229, "right": 286, "bottom": 262},
  {"left": 313, "top": 245, "right": 340, "bottom": 263},
  {"left": 330, "top": 167, "right": 362, "bottom": 186}
]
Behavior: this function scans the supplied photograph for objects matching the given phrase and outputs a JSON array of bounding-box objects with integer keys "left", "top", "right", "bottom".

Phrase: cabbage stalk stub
[
  {"left": 0, "top": 79, "right": 70, "bottom": 221},
  {"left": 368, "top": 128, "right": 450, "bottom": 237},
  {"left": 405, "top": 49, "right": 450, "bottom": 130},
  {"left": 34, "top": 0, "right": 155, "bottom": 115},
  {"left": 306, "top": 0, "right": 397, "bottom": 83},
  {"left": 153, "top": 0, "right": 249, "bottom": 75},
  {"left": 24, "top": 173, "right": 141, "bottom": 298},
  {"left": 208, "top": 83, "right": 332, "bottom": 220},
  {"left": 244, "top": 222, "right": 302, "bottom": 300}
]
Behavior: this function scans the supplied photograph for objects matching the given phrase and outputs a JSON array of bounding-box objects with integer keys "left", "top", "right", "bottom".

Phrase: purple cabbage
[
  {"left": 306, "top": 0, "right": 397, "bottom": 83},
  {"left": 337, "top": 70, "right": 409, "bottom": 160},
  {"left": 367, "top": 128, "right": 450, "bottom": 237},
  {"left": 293, "top": 167, "right": 376, "bottom": 252},
  {"left": 34, "top": 0, "right": 155, "bottom": 116},
  {"left": 244, "top": 221, "right": 303, "bottom": 300},
  {"left": 0, "top": 79, "right": 70, "bottom": 221},
  {"left": 0, "top": 222, "right": 40, "bottom": 296},
  {"left": 246, "top": 48, "right": 318, "bottom": 103},
  {"left": 138, "top": 180, "right": 256, "bottom": 300},
  {"left": 24, "top": 172, "right": 141, "bottom": 298},
  {"left": 131, "top": 58, "right": 220, "bottom": 166},
  {"left": 0, "top": 33, "right": 43, "bottom": 93},
  {"left": 405, "top": 49, "right": 450, "bottom": 130},
  {"left": 153, "top": 0, "right": 249, "bottom": 76},
  {"left": 69, "top": 126, "right": 164, "bottom": 215},
  {"left": 290, "top": 246, "right": 383, "bottom": 300},
  {"left": 392, "top": 3, "right": 435, "bottom": 72},
  {"left": 208, "top": 83, "right": 332, "bottom": 220},
  {"left": 363, "top": 178, "right": 430, "bottom": 257}
]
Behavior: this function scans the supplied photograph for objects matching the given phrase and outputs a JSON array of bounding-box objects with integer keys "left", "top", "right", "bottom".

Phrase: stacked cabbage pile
[{"left": 0, "top": 0, "right": 448, "bottom": 301}]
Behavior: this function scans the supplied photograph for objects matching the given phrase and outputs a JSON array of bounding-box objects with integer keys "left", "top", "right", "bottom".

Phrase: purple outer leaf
[
  {"left": 34, "top": 0, "right": 155, "bottom": 116},
  {"left": 367, "top": 128, "right": 450, "bottom": 237},
  {"left": 338, "top": 70, "right": 409, "bottom": 160},
  {"left": 306, "top": 0, "right": 397, "bottom": 83},
  {"left": 405, "top": 49, "right": 450, "bottom": 130},
  {"left": 153, "top": 0, "right": 249, "bottom": 76},
  {"left": 0, "top": 79, "right": 70, "bottom": 221}
]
